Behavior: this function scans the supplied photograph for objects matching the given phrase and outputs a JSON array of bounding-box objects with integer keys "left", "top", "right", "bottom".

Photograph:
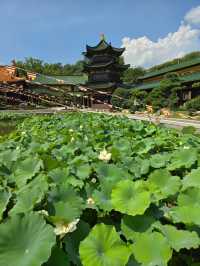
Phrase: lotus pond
[{"left": 0, "top": 112, "right": 200, "bottom": 266}]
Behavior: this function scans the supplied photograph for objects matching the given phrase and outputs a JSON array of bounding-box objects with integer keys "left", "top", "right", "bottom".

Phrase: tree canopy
[
  {"left": 123, "top": 67, "right": 146, "bottom": 84},
  {"left": 16, "top": 57, "right": 84, "bottom": 76}
]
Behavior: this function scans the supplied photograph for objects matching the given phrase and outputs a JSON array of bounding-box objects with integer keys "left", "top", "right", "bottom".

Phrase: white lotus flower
[
  {"left": 87, "top": 197, "right": 95, "bottom": 205},
  {"left": 54, "top": 219, "right": 80, "bottom": 237},
  {"left": 91, "top": 178, "right": 97, "bottom": 183},
  {"left": 38, "top": 210, "right": 49, "bottom": 216},
  {"left": 183, "top": 146, "right": 190, "bottom": 149},
  {"left": 98, "top": 149, "right": 111, "bottom": 161}
]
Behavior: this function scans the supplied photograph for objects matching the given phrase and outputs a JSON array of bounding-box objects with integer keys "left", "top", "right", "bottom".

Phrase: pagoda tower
[{"left": 83, "top": 35, "right": 129, "bottom": 104}]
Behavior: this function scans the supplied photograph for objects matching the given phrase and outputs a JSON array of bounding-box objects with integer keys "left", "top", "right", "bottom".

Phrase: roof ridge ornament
[{"left": 100, "top": 33, "right": 106, "bottom": 41}]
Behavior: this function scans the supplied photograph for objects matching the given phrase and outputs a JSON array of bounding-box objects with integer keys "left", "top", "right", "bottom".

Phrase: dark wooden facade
[{"left": 83, "top": 36, "right": 129, "bottom": 106}]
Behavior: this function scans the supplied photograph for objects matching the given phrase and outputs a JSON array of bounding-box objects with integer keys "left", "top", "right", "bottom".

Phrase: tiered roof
[{"left": 84, "top": 40, "right": 125, "bottom": 57}]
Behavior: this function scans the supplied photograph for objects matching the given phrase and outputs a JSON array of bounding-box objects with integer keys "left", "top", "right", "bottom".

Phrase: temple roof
[
  {"left": 84, "top": 60, "right": 129, "bottom": 71},
  {"left": 134, "top": 72, "right": 200, "bottom": 90},
  {"left": 84, "top": 60, "right": 115, "bottom": 69},
  {"left": 139, "top": 57, "right": 200, "bottom": 80},
  {"left": 85, "top": 40, "right": 125, "bottom": 56},
  {"left": 0, "top": 66, "right": 24, "bottom": 83},
  {"left": 31, "top": 75, "right": 87, "bottom": 85}
]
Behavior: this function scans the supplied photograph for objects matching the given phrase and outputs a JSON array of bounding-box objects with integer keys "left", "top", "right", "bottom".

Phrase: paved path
[{"left": 127, "top": 114, "right": 200, "bottom": 130}]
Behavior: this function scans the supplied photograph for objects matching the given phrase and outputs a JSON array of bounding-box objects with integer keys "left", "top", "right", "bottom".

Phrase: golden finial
[{"left": 100, "top": 33, "right": 106, "bottom": 41}]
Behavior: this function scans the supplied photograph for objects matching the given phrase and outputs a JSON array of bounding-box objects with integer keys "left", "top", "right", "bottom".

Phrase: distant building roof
[
  {"left": 31, "top": 75, "right": 88, "bottom": 85},
  {"left": 140, "top": 57, "right": 200, "bottom": 80},
  {"left": 135, "top": 71, "right": 200, "bottom": 90}
]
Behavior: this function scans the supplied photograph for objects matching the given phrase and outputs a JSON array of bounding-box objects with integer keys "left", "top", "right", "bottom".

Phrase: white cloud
[
  {"left": 122, "top": 7, "right": 200, "bottom": 68},
  {"left": 185, "top": 6, "right": 200, "bottom": 25}
]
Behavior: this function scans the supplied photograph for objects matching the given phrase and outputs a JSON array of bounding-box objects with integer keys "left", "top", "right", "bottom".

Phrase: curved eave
[
  {"left": 85, "top": 40, "right": 125, "bottom": 56},
  {"left": 86, "top": 82, "right": 116, "bottom": 89},
  {"left": 83, "top": 62, "right": 130, "bottom": 72},
  {"left": 85, "top": 48, "right": 125, "bottom": 56},
  {"left": 84, "top": 60, "right": 115, "bottom": 69}
]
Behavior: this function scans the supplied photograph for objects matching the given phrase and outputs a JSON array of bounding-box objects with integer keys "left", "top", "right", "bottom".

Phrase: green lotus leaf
[
  {"left": 95, "top": 162, "right": 131, "bottom": 184},
  {"left": 0, "top": 188, "right": 11, "bottom": 219},
  {"left": 44, "top": 245, "right": 70, "bottom": 266},
  {"left": 11, "top": 157, "right": 43, "bottom": 187},
  {"left": 129, "top": 158, "right": 150, "bottom": 178},
  {"left": 52, "top": 201, "right": 82, "bottom": 223},
  {"left": 150, "top": 153, "right": 170, "bottom": 169},
  {"left": 182, "top": 168, "right": 200, "bottom": 190},
  {"left": 48, "top": 167, "right": 69, "bottom": 183},
  {"left": 76, "top": 164, "right": 91, "bottom": 180},
  {"left": 157, "top": 224, "right": 200, "bottom": 252},
  {"left": 178, "top": 187, "right": 200, "bottom": 206},
  {"left": 111, "top": 180, "right": 151, "bottom": 216},
  {"left": 121, "top": 214, "right": 156, "bottom": 241},
  {"left": 10, "top": 174, "right": 48, "bottom": 215},
  {"left": 42, "top": 154, "right": 60, "bottom": 171},
  {"left": 134, "top": 138, "right": 155, "bottom": 155},
  {"left": 49, "top": 183, "right": 83, "bottom": 209},
  {"left": 79, "top": 223, "right": 131, "bottom": 266},
  {"left": 0, "top": 149, "right": 20, "bottom": 169},
  {"left": 0, "top": 212, "right": 56, "bottom": 266},
  {"left": 169, "top": 188, "right": 200, "bottom": 225},
  {"left": 132, "top": 232, "right": 172, "bottom": 266},
  {"left": 43, "top": 246, "right": 70, "bottom": 266},
  {"left": 170, "top": 206, "right": 200, "bottom": 225},
  {"left": 64, "top": 220, "right": 90, "bottom": 266},
  {"left": 148, "top": 169, "right": 181, "bottom": 199},
  {"left": 66, "top": 176, "right": 84, "bottom": 188},
  {"left": 93, "top": 190, "right": 112, "bottom": 212},
  {"left": 92, "top": 179, "right": 115, "bottom": 212},
  {"left": 126, "top": 255, "right": 141, "bottom": 266},
  {"left": 167, "top": 148, "right": 197, "bottom": 170}
]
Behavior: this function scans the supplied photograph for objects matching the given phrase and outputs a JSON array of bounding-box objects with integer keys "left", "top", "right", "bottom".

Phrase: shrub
[
  {"left": 147, "top": 73, "right": 182, "bottom": 111},
  {"left": 184, "top": 96, "right": 200, "bottom": 112},
  {"left": 128, "top": 89, "right": 148, "bottom": 112},
  {"left": 111, "top": 87, "right": 131, "bottom": 108}
]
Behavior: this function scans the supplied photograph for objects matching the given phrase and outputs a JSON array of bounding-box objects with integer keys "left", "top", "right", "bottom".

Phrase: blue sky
[{"left": 1, "top": 0, "right": 200, "bottom": 67}]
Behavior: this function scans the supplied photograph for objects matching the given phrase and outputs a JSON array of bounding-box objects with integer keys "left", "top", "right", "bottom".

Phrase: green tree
[
  {"left": 123, "top": 67, "right": 146, "bottom": 84},
  {"left": 111, "top": 88, "right": 131, "bottom": 108},
  {"left": 147, "top": 72, "right": 182, "bottom": 111},
  {"left": 16, "top": 57, "right": 84, "bottom": 76},
  {"left": 128, "top": 89, "right": 148, "bottom": 112}
]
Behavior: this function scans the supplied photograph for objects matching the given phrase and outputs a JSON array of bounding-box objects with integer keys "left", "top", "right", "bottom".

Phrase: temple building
[
  {"left": 135, "top": 57, "right": 200, "bottom": 101},
  {"left": 82, "top": 35, "right": 129, "bottom": 106}
]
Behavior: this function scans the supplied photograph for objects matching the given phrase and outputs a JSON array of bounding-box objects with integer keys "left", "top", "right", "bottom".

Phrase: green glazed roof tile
[
  {"left": 31, "top": 75, "right": 87, "bottom": 85},
  {"left": 135, "top": 72, "right": 200, "bottom": 90},
  {"left": 140, "top": 57, "right": 200, "bottom": 79}
]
